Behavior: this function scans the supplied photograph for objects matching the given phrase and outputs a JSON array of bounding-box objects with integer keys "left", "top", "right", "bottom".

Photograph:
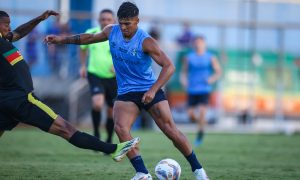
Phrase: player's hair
[
  {"left": 0, "top": 11, "right": 9, "bottom": 18},
  {"left": 117, "top": 1, "right": 139, "bottom": 19},
  {"left": 100, "top": 9, "right": 114, "bottom": 15},
  {"left": 194, "top": 35, "right": 206, "bottom": 41}
]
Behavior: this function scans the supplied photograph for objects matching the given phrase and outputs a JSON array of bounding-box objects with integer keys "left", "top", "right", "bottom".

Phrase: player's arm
[
  {"left": 45, "top": 24, "right": 113, "bottom": 45},
  {"left": 207, "top": 56, "right": 222, "bottom": 84},
  {"left": 141, "top": 38, "right": 175, "bottom": 104},
  {"left": 7, "top": 10, "right": 58, "bottom": 42},
  {"left": 79, "top": 48, "right": 88, "bottom": 78},
  {"left": 180, "top": 56, "right": 188, "bottom": 89}
]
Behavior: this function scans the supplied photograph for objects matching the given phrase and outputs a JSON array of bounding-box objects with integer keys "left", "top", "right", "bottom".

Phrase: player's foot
[
  {"left": 194, "top": 138, "right": 203, "bottom": 147},
  {"left": 111, "top": 137, "right": 140, "bottom": 162},
  {"left": 131, "top": 172, "right": 152, "bottom": 180},
  {"left": 194, "top": 168, "right": 209, "bottom": 180}
]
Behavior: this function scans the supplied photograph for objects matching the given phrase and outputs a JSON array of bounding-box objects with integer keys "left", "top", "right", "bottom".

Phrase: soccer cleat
[
  {"left": 194, "top": 168, "right": 209, "bottom": 180},
  {"left": 111, "top": 137, "right": 140, "bottom": 162},
  {"left": 131, "top": 172, "right": 153, "bottom": 180},
  {"left": 194, "top": 139, "right": 203, "bottom": 147}
]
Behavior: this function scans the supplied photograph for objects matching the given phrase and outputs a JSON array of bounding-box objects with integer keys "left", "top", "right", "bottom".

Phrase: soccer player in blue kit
[
  {"left": 45, "top": 2, "right": 209, "bottom": 180},
  {"left": 181, "top": 36, "right": 222, "bottom": 146}
]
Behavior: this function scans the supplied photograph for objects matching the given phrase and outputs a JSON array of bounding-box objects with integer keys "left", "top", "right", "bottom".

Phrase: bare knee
[
  {"left": 114, "top": 122, "right": 130, "bottom": 139},
  {"left": 49, "top": 116, "right": 77, "bottom": 140},
  {"left": 92, "top": 101, "right": 103, "bottom": 111},
  {"left": 92, "top": 95, "right": 104, "bottom": 111}
]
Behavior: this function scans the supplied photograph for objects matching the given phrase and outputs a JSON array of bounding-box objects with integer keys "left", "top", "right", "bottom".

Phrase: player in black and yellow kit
[{"left": 0, "top": 10, "right": 139, "bottom": 162}]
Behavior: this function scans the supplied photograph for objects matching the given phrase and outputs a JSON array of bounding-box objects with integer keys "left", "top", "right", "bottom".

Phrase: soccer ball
[{"left": 155, "top": 158, "right": 181, "bottom": 180}]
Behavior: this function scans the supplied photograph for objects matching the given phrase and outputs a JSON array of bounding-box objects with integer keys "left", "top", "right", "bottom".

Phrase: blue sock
[
  {"left": 130, "top": 155, "right": 149, "bottom": 174},
  {"left": 186, "top": 151, "right": 202, "bottom": 172}
]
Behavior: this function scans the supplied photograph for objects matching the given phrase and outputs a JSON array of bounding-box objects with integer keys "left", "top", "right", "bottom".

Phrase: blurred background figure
[
  {"left": 25, "top": 28, "right": 39, "bottom": 68},
  {"left": 46, "top": 18, "right": 61, "bottom": 75},
  {"left": 148, "top": 24, "right": 161, "bottom": 41},
  {"left": 79, "top": 9, "right": 116, "bottom": 143},
  {"left": 181, "top": 36, "right": 221, "bottom": 146},
  {"left": 176, "top": 22, "right": 194, "bottom": 49},
  {"left": 46, "top": 18, "right": 71, "bottom": 78}
]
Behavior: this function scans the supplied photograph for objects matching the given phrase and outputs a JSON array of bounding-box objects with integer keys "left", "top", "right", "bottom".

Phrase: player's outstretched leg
[
  {"left": 148, "top": 101, "right": 209, "bottom": 180},
  {"left": 48, "top": 116, "right": 140, "bottom": 162}
]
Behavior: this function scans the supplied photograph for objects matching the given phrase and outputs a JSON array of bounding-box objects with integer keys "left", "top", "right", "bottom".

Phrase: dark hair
[
  {"left": 0, "top": 11, "right": 9, "bottom": 18},
  {"left": 117, "top": 1, "right": 139, "bottom": 19},
  {"left": 194, "top": 35, "right": 206, "bottom": 41},
  {"left": 100, "top": 9, "right": 114, "bottom": 15}
]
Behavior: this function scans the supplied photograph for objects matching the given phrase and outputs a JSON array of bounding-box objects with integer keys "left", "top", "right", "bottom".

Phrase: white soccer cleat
[
  {"left": 131, "top": 172, "right": 153, "bottom": 180},
  {"left": 194, "top": 168, "right": 209, "bottom": 180}
]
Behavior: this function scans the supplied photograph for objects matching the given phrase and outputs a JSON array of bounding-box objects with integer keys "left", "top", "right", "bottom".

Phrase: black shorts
[
  {"left": 188, "top": 93, "right": 210, "bottom": 107},
  {"left": 116, "top": 89, "right": 166, "bottom": 110},
  {"left": 87, "top": 72, "right": 117, "bottom": 107},
  {"left": 0, "top": 91, "right": 58, "bottom": 132}
]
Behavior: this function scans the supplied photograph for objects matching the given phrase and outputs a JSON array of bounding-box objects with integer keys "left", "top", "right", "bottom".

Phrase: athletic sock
[
  {"left": 185, "top": 151, "right": 202, "bottom": 172},
  {"left": 91, "top": 110, "right": 101, "bottom": 138},
  {"left": 69, "top": 131, "right": 116, "bottom": 154},
  {"left": 106, "top": 118, "right": 114, "bottom": 143},
  {"left": 197, "top": 130, "right": 204, "bottom": 140},
  {"left": 130, "top": 155, "right": 149, "bottom": 174}
]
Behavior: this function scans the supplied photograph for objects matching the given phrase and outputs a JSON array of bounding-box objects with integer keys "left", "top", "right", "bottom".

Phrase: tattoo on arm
[
  {"left": 13, "top": 16, "right": 43, "bottom": 41},
  {"left": 64, "top": 35, "right": 81, "bottom": 44}
]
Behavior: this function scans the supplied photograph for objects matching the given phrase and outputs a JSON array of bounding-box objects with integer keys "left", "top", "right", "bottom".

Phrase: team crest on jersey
[{"left": 131, "top": 48, "right": 137, "bottom": 56}]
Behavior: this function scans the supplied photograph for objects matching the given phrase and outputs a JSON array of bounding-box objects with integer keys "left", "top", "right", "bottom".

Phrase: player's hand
[
  {"left": 180, "top": 76, "right": 187, "bottom": 90},
  {"left": 44, "top": 35, "right": 63, "bottom": 44},
  {"left": 79, "top": 66, "right": 87, "bottom": 78},
  {"left": 39, "top": 10, "right": 59, "bottom": 21},
  {"left": 110, "top": 66, "right": 115, "bottom": 74},
  {"left": 142, "top": 89, "right": 156, "bottom": 104},
  {"left": 207, "top": 77, "right": 215, "bottom": 84},
  {"left": 179, "top": 73, "right": 188, "bottom": 90}
]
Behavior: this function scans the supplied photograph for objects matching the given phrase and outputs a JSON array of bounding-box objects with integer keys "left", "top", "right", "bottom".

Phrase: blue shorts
[
  {"left": 116, "top": 89, "right": 166, "bottom": 110},
  {"left": 188, "top": 93, "right": 210, "bottom": 107}
]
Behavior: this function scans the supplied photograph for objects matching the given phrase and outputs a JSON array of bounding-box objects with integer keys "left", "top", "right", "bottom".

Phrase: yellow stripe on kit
[
  {"left": 11, "top": 56, "right": 23, "bottom": 65},
  {"left": 28, "top": 93, "right": 58, "bottom": 120}
]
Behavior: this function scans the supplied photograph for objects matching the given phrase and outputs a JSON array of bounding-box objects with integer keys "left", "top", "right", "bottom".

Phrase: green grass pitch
[{"left": 0, "top": 128, "right": 300, "bottom": 179}]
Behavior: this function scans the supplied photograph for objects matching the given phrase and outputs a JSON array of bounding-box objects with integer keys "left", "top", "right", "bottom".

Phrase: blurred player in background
[
  {"left": 45, "top": 2, "right": 209, "bottom": 179},
  {"left": 80, "top": 9, "right": 116, "bottom": 144},
  {"left": 181, "top": 36, "right": 222, "bottom": 146},
  {"left": 0, "top": 10, "right": 139, "bottom": 162}
]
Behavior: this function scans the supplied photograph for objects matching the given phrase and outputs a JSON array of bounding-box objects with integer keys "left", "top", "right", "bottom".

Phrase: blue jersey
[
  {"left": 109, "top": 25, "right": 156, "bottom": 95},
  {"left": 186, "top": 51, "right": 213, "bottom": 94}
]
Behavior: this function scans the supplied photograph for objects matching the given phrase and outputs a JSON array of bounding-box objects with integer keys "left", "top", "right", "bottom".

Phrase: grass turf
[{"left": 0, "top": 128, "right": 300, "bottom": 180}]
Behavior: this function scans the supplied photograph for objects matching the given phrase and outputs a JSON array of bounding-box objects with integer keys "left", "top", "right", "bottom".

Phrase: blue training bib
[
  {"left": 109, "top": 25, "right": 156, "bottom": 95},
  {"left": 187, "top": 51, "right": 213, "bottom": 94}
]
